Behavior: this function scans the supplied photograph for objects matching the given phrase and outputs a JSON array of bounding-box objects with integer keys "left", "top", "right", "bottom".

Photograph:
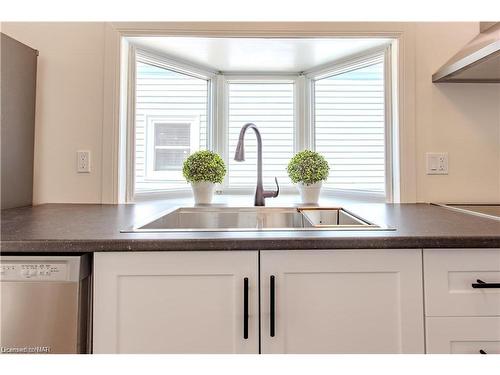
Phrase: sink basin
[{"left": 123, "top": 206, "right": 393, "bottom": 232}]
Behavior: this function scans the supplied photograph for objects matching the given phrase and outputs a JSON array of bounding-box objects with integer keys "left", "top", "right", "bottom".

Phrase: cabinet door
[
  {"left": 426, "top": 317, "right": 500, "bottom": 354},
  {"left": 260, "top": 249, "right": 424, "bottom": 353},
  {"left": 93, "top": 251, "right": 259, "bottom": 354}
]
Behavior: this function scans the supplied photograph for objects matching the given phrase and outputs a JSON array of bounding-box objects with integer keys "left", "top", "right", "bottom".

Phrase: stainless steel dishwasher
[{"left": 0, "top": 255, "right": 91, "bottom": 354}]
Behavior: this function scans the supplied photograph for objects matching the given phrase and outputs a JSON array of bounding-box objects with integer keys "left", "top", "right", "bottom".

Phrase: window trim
[
  {"left": 127, "top": 43, "right": 397, "bottom": 202},
  {"left": 128, "top": 46, "right": 217, "bottom": 199},
  {"left": 305, "top": 46, "right": 393, "bottom": 202}
]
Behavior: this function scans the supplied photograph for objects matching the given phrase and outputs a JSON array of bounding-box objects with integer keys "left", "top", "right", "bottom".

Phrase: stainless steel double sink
[{"left": 123, "top": 206, "right": 393, "bottom": 232}]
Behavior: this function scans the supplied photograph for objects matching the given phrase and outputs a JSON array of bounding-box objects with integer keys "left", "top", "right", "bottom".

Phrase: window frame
[
  {"left": 129, "top": 46, "right": 218, "bottom": 199},
  {"left": 127, "top": 44, "right": 395, "bottom": 202},
  {"left": 304, "top": 46, "right": 393, "bottom": 202}
]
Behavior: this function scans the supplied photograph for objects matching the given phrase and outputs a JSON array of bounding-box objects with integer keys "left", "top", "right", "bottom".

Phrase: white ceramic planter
[
  {"left": 297, "top": 181, "right": 322, "bottom": 204},
  {"left": 191, "top": 181, "right": 216, "bottom": 205}
]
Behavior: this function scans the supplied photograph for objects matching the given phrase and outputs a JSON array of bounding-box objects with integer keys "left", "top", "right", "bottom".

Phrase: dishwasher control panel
[{"left": 0, "top": 262, "right": 68, "bottom": 281}]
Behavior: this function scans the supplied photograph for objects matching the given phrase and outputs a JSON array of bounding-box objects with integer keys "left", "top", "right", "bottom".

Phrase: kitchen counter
[{"left": 1, "top": 196, "right": 499, "bottom": 253}]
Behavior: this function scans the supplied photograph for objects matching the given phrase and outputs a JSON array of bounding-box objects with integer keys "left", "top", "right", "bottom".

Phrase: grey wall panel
[{"left": 1, "top": 33, "right": 38, "bottom": 209}]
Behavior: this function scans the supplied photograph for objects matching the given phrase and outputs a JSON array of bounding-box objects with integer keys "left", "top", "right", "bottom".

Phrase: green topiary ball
[
  {"left": 183, "top": 150, "right": 226, "bottom": 184},
  {"left": 287, "top": 150, "right": 329, "bottom": 185}
]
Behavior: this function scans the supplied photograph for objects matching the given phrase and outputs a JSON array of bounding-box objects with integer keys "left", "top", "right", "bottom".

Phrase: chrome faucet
[{"left": 234, "top": 123, "right": 279, "bottom": 206}]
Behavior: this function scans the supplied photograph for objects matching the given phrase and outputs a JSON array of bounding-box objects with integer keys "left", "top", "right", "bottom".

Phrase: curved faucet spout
[
  {"left": 234, "top": 123, "right": 261, "bottom": 162},
  {"left": 234, "top": 123, "right": 279, "bottom": 206}
]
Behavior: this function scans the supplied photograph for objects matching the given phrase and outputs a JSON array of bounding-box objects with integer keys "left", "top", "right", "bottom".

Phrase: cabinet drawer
[
  {"left": 426, "top": 317, "right": 500, "bottom": 354},
  {"left": 424, "top": 249, "right": 500, "bottom": 317}
]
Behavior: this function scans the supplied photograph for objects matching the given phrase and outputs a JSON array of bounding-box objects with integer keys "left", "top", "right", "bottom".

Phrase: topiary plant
[
  {"left": 183, "top": 150, "right": 226, "bottom": 184},
  {"left": 287, "top": 150, "right": 329, "bottom": 185}
]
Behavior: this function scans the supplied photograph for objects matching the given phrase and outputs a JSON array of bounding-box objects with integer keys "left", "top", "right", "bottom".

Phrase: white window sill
[{"left": 132, "top": 191, "right": 386, "bottom": 208}]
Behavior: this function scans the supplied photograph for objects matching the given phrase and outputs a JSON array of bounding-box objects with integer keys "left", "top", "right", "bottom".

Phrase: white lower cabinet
[
  {"left": 423, "top": 249, "right": 500, "bottom": 354},
  {"left": 93, "top": 249, "right": 425, "bottom": 354},
  {"left": 426, "top": 317, "right": 500, "bottom": 354},
  {"left": 260, "top": 249, "right": 425, "bottom": 353},
  {"left": 93, "top": 251, "right": 259, "bottom": 354}
]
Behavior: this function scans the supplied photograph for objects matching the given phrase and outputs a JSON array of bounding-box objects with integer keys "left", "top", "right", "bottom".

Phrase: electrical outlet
[
  {"left": 77, "top": 151, "right": 91, "bottom": 173},
  {"left": 426, "top": 152, "right": 448, "bottom": 175}
]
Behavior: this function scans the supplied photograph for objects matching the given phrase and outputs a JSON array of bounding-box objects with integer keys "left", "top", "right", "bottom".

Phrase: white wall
[
  {"left": 2, "top": 22, "right": 499, "bottom": 204},
  {"left": 415, "top": 23, "right": 500, "bottom": 203},
  {"left": 1, "top": 22, "right": 106, "bottom": 203}
]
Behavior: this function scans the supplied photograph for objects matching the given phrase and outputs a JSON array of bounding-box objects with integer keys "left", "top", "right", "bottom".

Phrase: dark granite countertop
[{"left": 1, "top": 197, "right": 499, "bottom": 253}]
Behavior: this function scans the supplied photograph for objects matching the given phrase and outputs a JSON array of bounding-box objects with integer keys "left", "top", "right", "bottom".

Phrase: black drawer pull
[
  {"left": 243, "top": 277, "right": 249, "bottom": 339},
  {"left": 270, "top": 275, "right": 275, "bottom": 337},
  {"left": 472, "top": 279, "right": 500, "bottom": 288},
  {"left": 479, "top": 349, "right": 487, "bottom": 354}
]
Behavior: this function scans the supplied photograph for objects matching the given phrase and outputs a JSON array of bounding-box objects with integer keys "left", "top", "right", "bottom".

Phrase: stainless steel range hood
[{"left": 432, "top": 22, "right": 500, "bottom": 83}]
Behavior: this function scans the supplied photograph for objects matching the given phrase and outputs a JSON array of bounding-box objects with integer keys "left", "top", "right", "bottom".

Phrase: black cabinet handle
[
  {"left": 472, "top": 279, "right": 500, "bottom": 288},
  {"left": 270, "top": 275, "right": 275, "bottom": 337},
  {"left": 479, "top": 349, "right": 487, "bottom": 354},
  {"left": 243, "top": 277, "right": 249, "bottom": 339}
]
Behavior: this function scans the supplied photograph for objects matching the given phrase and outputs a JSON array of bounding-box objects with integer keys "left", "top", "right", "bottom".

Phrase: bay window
[{"left": 128, "top": 45, "right": 394, "bottom": 201}]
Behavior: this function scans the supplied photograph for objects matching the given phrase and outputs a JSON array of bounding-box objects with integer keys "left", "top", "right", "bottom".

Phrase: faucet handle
[
  {"left": 272, "top": 176, "right": 280, "bottom": 198},
  {"left": 262, "top": 177, "right": 280, "bottom": 199}
]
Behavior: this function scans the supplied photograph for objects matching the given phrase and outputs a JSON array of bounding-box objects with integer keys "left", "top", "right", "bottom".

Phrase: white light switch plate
[
  {"left": 426, "top": 152, "right": 448, "bottom": 175},
  {"left": 77, "top": 150, "right": 91, "bottom": 173}
]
